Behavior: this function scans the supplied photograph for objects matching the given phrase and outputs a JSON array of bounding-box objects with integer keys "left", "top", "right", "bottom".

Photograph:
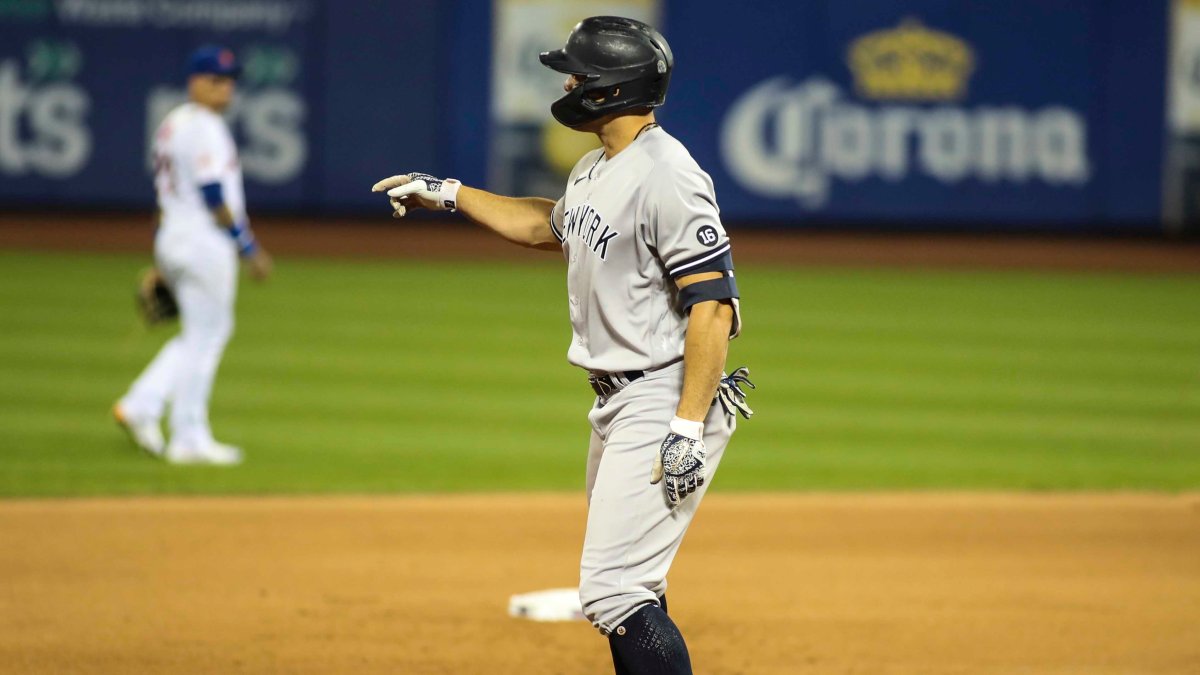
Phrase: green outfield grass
[{"left": 1, "top": 249, "right": 1198, "bottom": 497}]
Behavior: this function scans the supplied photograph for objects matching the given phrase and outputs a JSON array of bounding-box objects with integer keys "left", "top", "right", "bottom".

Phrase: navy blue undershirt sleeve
[{"left": 200, "top": 182, "right": 224, "bottom": 209}]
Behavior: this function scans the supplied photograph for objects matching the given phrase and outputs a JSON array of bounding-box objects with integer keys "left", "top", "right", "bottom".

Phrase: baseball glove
[{"left": 136, "top": 268, "right": 178, "bottom": 325}]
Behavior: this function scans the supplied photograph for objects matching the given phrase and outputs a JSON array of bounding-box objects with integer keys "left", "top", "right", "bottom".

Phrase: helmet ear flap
[{"left": 550, "top": 87, "right": 595, "bottom": 127}]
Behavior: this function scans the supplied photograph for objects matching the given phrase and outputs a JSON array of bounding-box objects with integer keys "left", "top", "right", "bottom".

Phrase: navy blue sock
[
  {"left": 607, "top": 595, "right": 668, "bottom": 675},
  {"left": 607, "top": 601, "right": 692, "bottom": 675}
]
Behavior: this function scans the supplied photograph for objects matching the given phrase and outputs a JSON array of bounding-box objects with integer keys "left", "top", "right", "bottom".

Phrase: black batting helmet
[{"left": 539, "top": 16, "right": 674, "bottom": 128}]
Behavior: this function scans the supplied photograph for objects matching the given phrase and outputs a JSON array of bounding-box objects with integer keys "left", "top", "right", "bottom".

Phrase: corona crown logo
[{"left": 847, "top": 18, "right": 974, "bottom": 100}]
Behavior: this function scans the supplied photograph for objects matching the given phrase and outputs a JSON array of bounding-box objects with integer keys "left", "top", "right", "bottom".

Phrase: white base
[{"left": 507, "top": 587, "right": 585, "bottom": 622}]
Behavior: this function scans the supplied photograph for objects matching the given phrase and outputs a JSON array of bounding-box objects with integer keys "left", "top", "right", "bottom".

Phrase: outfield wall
[{"left": 0, "top": 0, "right": 1171, "bottom": 231}]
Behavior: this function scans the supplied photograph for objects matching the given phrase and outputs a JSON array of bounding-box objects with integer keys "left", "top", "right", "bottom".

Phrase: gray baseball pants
[{"left": 579, "top": 361, "right": 736, "bottom": 634}]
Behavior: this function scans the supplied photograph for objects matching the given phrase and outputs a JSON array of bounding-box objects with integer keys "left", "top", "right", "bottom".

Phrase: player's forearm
[
  {"left": 201, "top": 182, "right": 259, "bottom": 255},
  {"left": 456, "top": 186, "right": 559, "bottom": 250},
  {"left": 675, "top": 300, "right": 735, "bottom": 422},
  {"left": 212, "top": 204, "right": 235, "bottom": 228}
]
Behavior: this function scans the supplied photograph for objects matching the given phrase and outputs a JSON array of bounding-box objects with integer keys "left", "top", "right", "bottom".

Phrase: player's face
[
  {"left": 189, "top": 74, "right": 237, "bottom": 112},
  {"left": 558, "top": 74, "right": 631, "bottom": 132},
  {"left": 565, "top": 74, "right": 617, "bottom": 105}
]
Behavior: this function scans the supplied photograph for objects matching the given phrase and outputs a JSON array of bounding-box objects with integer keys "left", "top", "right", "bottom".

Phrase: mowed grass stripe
[
  {"left": 0, "top": 250, "right": 1197, "bottom": 496},
  {"left": 4, "top": 321, "right": 1191, "bottom": 386},
  {"left": 8, "top": 357, "right": 1194, "bottom": 431},
  {"left": 10, "top": 355, "right": 1190, "bottom": 421}
]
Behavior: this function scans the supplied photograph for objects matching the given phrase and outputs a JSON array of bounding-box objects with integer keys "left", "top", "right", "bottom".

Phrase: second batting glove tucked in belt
[{"left": 715, "top": 366, "right": 755, "bottom": 419}]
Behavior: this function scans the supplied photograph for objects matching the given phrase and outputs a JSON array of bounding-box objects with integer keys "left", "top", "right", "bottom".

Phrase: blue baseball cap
[{"left": 187, "top": 45, "right": 241, "bottom": 78}]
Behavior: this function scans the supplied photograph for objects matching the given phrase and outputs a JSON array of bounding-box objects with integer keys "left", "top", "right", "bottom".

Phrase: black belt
[{"left": 588, "top": 370, "right": 645, "bottom": 398}]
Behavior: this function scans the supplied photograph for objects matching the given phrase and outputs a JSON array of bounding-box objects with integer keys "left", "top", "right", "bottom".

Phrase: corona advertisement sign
[
  {"left": 665, "top": 2, "right": 1166, "bottom": 228},
  {"left": 721, "top": 18, "right": 1089, "bottom": 211}
]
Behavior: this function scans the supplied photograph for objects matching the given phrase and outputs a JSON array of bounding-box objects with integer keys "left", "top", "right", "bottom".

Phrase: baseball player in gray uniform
[{"left": 372, "top": 16, "right": 753, "bottom": 675}]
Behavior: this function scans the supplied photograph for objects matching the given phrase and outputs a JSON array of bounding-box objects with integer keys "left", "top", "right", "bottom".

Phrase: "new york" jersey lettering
[{"left": 561, "top": 202, "right": 620, "bottom": 261}]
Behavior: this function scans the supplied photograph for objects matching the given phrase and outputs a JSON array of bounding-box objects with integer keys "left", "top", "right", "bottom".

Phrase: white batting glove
[
  {"left": 370, "top": 172, "right": 461, "bottom": 218},
  {"left": 651, "top": 416, "right": 707, "bottom": 508},
  {"left": 716, "top": 366, "right": 755, "bottom": 419}
]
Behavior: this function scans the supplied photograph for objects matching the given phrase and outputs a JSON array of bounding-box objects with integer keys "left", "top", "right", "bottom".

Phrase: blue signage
[
  {"left": 0, "top": 0, "right": 457, "bottom": 211},
  {"left": 662, "top": 1, "right": 1168, "bottom": 228},
  {"left": 0, "top": 0, "right": 1171, "bottom": 231}
]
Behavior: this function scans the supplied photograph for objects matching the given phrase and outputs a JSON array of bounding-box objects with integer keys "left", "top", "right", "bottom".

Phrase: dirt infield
[
  {"left": 1, "top": 494, "right": 1197, "bottom": 674},
  {"left": 1, "top": 212, "right": 1199, "bottom": 272}
]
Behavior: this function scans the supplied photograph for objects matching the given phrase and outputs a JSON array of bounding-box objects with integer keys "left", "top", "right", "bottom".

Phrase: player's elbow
[
  {"left": 688, "top": 299, "right": 734, "bottom": 326},
  {"left": 520, "top": 218, "right": 560, "bottom": 250}
]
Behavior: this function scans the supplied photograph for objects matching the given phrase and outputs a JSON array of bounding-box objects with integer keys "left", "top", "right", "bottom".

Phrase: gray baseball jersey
[
  {"left": 550, "top": 126, "right": 742, "bottom": 375},
  {"left": 550, "top": 125, "right": 744, "bottom": 635}
]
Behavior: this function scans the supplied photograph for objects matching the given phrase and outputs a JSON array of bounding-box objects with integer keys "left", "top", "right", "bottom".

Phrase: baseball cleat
[
  {"left": 164, "top": 441, "right": 243, "bottom": 466},
  {"left": 112, "top": 403, "right": 165, "bottom": 457}
]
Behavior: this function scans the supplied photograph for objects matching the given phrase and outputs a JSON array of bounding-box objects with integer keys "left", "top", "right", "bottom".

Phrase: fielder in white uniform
[
  {"left": 372, "top": 17, "right": 753, "bottom": 675},
  {"left": 114, "top": 45, "right": 272, "bottom": 465}
]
